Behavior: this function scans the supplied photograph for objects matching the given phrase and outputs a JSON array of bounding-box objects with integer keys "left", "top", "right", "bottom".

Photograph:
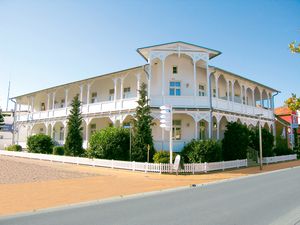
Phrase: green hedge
[
  {"left": 181, "top": 139, "right": 222, "bottom": 163},
  {"left": 53, "top": 146, "right": 65, "bottom": 155},
  {"left": 27, "top": 134, "right": 54, "bottom": 154},
  {"left": 5, "top": 144, "right": 22, "bottom": 152},
  {"left": 87, "top": 127, "right": 130, "bottom": 160},
  {"left": 153, "top": 151, "right": 177, "bottom": 163}
]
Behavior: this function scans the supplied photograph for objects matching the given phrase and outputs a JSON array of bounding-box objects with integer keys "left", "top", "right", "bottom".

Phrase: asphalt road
[{"left": 1, "top": 166, "right": 300, "bottom": 225}]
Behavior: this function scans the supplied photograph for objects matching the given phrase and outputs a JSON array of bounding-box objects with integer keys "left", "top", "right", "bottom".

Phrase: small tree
[
  {"left": 222, "top": 122, "right": 249, "bottom": 160},
  {"left": 249, "top": 127, "right": 274, "bottom": 157},
  {"left": 181, "top": 139, "right": 222, "bottom": 163},
  {"left": 64, "top": 95, "right": 84, "bottom": 156},
  {"left": 0, "top": 109, "right": 4, "bottom": 130},
  {"left": 87, "top": 127, "right": 129, "bottom": 160},
  {"left": 132, "top": 82, "right": 155, "bottom": 162},
  {"left": 285, "top": 94, "right": 300, "bottom": 150},
  {"left": 27, "top": 134, "right": 54, "bottom": 154}
]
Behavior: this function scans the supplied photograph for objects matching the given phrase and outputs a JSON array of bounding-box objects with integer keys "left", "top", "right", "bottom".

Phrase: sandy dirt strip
[{"left": 0, "top": 155, "right": 299, "bottom": 216}]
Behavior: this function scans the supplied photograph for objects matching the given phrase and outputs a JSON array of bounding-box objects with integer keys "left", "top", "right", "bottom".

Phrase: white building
[
  {"left": 12, "top": 41, "right": 278, "bottom": 151},
  {"left": 0, "top": 110, "right": 14, "bottom": 149}
]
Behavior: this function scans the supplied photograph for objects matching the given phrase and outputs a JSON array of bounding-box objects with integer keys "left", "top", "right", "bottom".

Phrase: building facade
[
  {"left": 0, "top": 110, "right": 14, "bottom": 149},
  {"left": 13, "top": 42, "right": 278, "bottom": 151}
]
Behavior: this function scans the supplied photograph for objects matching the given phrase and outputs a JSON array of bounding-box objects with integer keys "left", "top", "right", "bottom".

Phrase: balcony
[{"left": 17, "top": 97, "right": 139, "bottom": 122}]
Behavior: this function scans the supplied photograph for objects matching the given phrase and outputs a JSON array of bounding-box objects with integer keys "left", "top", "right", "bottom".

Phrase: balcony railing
[{"left": 16, "top": 96, "right": 274, "bottom": 122}]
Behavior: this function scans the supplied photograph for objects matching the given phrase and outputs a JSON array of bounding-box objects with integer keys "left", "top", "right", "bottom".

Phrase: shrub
[
  {"left": 5, "top": 144, "right": 22, "bottom": 152},
  {"left": 181, "top": 139, "right": 222, "bottom": 163},
  {"left": 222, "top": 122, "right": 249, "bottom": 160},
  {"left": 87, "top": 127, "right": 130, "bottom": 160},
  {"left": 27, "top": 134, "right": 54, "bottom": 154},
  {"left": 53, "top": 146, "right": 65, "bottom": 155},
  {"left": 273, "top": 136, "right": 293, "bottom": 156},
  {"left": 153, "top": 151, "right": 177, "bottom": 163},
  {"left": 249, "top": 127, "right": 274, "bottom": 157}
]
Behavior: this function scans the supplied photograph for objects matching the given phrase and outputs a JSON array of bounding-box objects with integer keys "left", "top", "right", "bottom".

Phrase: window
[
  {"left": 199, "top": 85, "right": 206, "bottom": 96},
  {"left": 169, "top": 81, "right": 181, "bottom": 96},
  {"left": 213, "top": 89, "right": 216, "bottom": 98},
  {"left": 109, "top": 89, "right": 114, "bottom": 101},
  {"left": 172, "top": 120, "right": 181, "bottom": 140},
  {"left": 40, "top": 103, "right": 45, "bottom": 111},
  {"left": 199, "top": 121, "right": 206, "bottom": 140},
  {"left": 91, "top": 92, "right": 98, "bottom": 103},
  {"left": 172, "top": 66, "right": 178, "bottom": 74},
  {"left": 59, "top": 127, "right": 64, "bottom": 140},
  {"left": 90, "top": 124, "right": 96, "bottom": 134},
  {"left": 123, "top": 87, "right": 131, "bottom": 99},
  {"left": 60, "top": 99, "right": 65, "bottom": 108}
]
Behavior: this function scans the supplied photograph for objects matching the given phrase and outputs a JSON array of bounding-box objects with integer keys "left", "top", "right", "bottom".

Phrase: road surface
[{"left": 1, "top": 166, "right": 300, "bottom": 225}]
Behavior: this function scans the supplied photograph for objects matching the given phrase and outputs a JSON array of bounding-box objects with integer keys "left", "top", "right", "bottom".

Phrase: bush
[
  {"left": 181, "top": 139, "right": 222, "bottom": 163},
  {"left": 87, "top": 127, "right": 130, "bottom": 160},
  {"left": 153, "top": 151, "right": 177, "bottom": 163},
  {"left": 5, "top": 144, "right": 22, "bottom": 152},
  {"left": 249, "top": 127, "right": 274, "bottom": 157},
  {"left": 222, "top": 122, "right": 249, "bottom": 160},
  {"left": 273, "top": 136, "right": 293, "bottom": 156},
  {"left": 27, "top": 134, "right": 54, "bottom": 154},
  {"left": 53, "top": 146, "right": 65, "bottom": 155}
]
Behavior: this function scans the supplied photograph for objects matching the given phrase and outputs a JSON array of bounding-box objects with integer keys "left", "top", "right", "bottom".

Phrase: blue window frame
[{"left": 169, "top": 81, "right": 181, "bottom": 96}]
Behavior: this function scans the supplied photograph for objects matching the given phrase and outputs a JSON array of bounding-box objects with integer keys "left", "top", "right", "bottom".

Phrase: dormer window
[{"left": 172, "top": 66, "right": 178, "bottom": 74}]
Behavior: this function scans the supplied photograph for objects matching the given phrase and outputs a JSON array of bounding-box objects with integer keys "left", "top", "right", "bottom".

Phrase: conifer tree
[
  {"left": 132, "top": 82, "right": 155, "bottom": 162},
  {"left": 64, "top": 95, "right": 84, "bottom": 156}
]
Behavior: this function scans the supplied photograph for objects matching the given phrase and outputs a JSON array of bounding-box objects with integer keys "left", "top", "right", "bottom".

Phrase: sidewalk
[{"left": 0, "top": 155, "right": 299, "bottom": 216}]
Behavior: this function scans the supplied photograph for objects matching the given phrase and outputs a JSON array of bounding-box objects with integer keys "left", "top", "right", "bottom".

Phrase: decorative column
[
  {"left": 207, "top": 63, "right": 212, "bottom": 139},
  {"left": 215, "top": 75, "right": 219, "bottom": 99},
  {"left": 260, "top": 89, "right": 263, "bottom": 107},
  {"left": 161, "top": 57, "right": 165, "bottom": 97},
  {"left": 226, "top": 80, "right": 230, "bottom": 101},
  {"left": 147, "top": 59, "right": 151, "bottom": 101},
  {"left": 80, "top": 85, "right": 84, "bottom": 104},
  {"left": 31, "top": 96, "right": 35, "bottom": 113},
  {"left": 252, "top": 89, "right": 255, "bottom": 106},
  {"left": 65, "top": 89, "right": 69, "bottom": 115},
  {"left": 113, "top": 78, "right": 118, "bottom": 101},
  {"left": 63, "top": 121, "right": 67, "bottom": 143},
  {"left": 231, "top": 81, "right": 235, "bottom": 102},
  {"left": 216, "top": 121, "right": 220, "bottom": 140},
  {"left": 194, "top": 119, "right": 198, "bottom": 139},
  {"left": 86, "top": 83, "right": 91, "bottom": 113},
  {"left": 241, "top": 85, "right": 244, "bottom": 104},
  {"left": 52, "top": 92, "right": 56, "bottom": 110},
  {"left": 193, "top": 58, "right": 197, "bottom": 97},
  {"left": 136, "top": 73, "right": 141, "bottom": 98},
  {"left": 47, "top": 93, "right": 51, "bottom": 110},
  {"left": 120, "top": 77, "right": 124, "bottom": 99}
]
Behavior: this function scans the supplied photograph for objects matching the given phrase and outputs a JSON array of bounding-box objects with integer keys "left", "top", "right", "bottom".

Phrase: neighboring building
[
  {"left": 275, "top": 106, "right": 300, "bottom": 148},
  {"left": 12, "top": 41, "right": 278, "bottom": 151},
  {"left": 0, "top": 110, "right": 14, "bottom": 149}
]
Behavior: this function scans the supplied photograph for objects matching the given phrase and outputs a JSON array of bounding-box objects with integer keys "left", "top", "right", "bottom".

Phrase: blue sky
[{"left": 0, "top": 0, "right": 299, "bottom": 110}]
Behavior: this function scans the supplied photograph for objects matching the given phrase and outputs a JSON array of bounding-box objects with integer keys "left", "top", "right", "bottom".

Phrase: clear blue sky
[{"left": 0, "top": 0, "right": 299, "bottom": 110}]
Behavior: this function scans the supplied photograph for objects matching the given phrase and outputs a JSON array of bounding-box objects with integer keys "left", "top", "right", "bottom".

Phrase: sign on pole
[{"left": 160, "top": 105, "right": 173, "bottom": 164}]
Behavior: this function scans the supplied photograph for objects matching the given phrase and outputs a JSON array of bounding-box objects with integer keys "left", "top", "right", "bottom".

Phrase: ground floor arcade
[{"left": 15, "top": 110, "right": 275, "bottom": 152}]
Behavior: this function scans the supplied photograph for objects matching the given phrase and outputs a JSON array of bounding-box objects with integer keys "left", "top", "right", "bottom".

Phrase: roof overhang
[{"left": 137, "top": 41, "right": 221, "bottom": 61}]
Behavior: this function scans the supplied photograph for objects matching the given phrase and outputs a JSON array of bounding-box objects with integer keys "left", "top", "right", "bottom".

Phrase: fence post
[
  {"left": 192, "top": 163, "right": 195, "bottom": 175},
  {"left": 77, "top": 157, "right": 79, "bottom": 165},
  {"left": 132, "top": 161, "right": 135, "bottom": 171},
  {"left": 111, "top": 159, "right": 114, "bottom": 169},
  {"left": 159, "top": 163, "right": 162, "bottom": 174},
  {"left": 204, "top": 162, "right": 207, "bottom": 173},
  {"left": 222, "top": 161, "right": 225, "bottom": 171}
]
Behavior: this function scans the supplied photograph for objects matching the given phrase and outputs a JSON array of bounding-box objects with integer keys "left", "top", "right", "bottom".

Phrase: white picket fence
[
  {"left": 0, "top": 150, "right": 296, "bottom": 174},
  {"left": 263, "top": 154, "right": 297, "bottom": 164}
]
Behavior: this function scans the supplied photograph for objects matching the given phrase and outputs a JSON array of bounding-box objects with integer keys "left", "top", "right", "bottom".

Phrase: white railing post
[
  {"left": 159, "top": 163, "right": 162, "bottom": 174},
  {"left": 204, "top": 162, "right": 207, "bottom": 173}
]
